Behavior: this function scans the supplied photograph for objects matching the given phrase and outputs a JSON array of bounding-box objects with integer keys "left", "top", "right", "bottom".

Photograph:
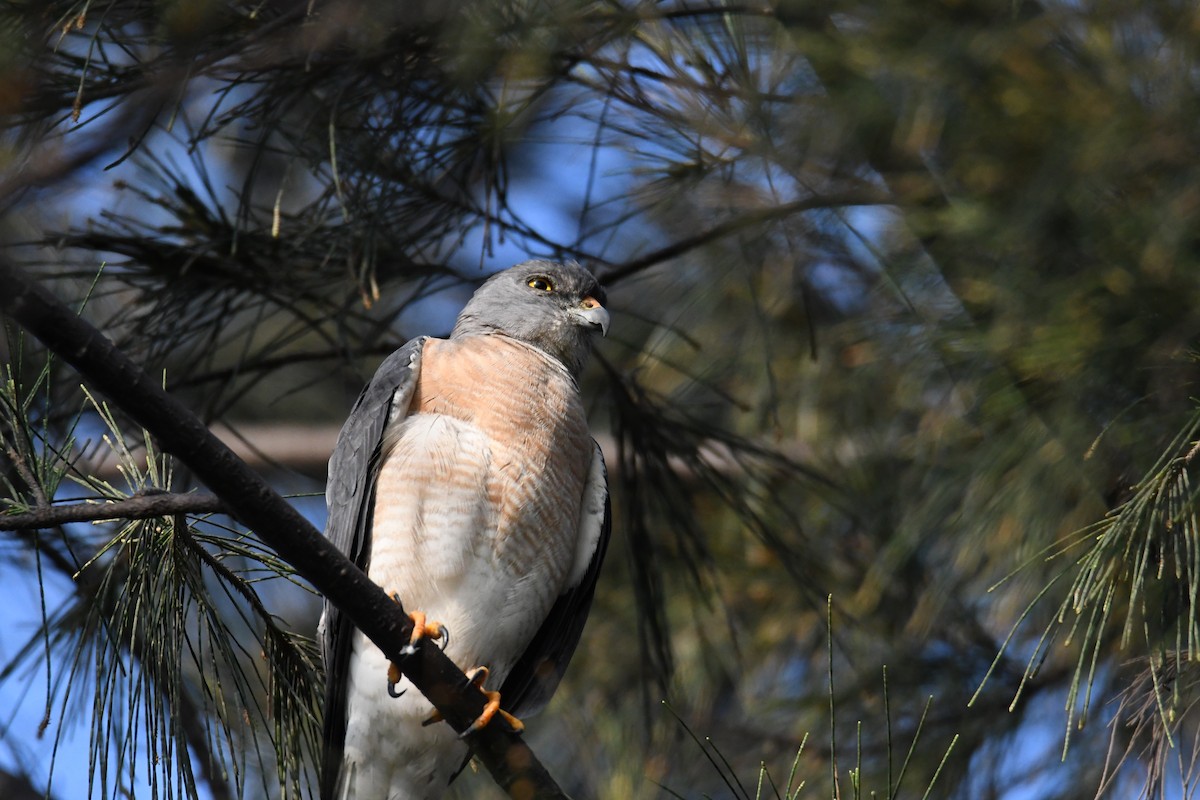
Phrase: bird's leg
[
  {"left": 421, "top": 666, "right": 524, "bottom": 736},
  {"left": 386, "top": 594, "right": 448, "bottom": 698}
]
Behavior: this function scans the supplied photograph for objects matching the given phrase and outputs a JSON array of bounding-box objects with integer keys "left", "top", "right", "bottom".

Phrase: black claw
[
  {"left": 458, "top": 667, "right": 483, "bottom": 690},
  {"left": 387, "top": 681, "right": 406, "bottom": 699}
]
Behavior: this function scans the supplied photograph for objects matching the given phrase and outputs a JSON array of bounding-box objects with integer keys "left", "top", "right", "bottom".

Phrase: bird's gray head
[{"left": 451, "top": 260, "right": 610, "bottom": 376}]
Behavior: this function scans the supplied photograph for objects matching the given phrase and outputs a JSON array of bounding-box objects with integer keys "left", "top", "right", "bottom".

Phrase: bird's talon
[
  {"left": 383, "top": 599, "right": 447, "bottom": 661},
  {"left": 403, "top": 609, "right": 447, "bottom": 649},
  {"left": 383, "top": 605, "right": 447, "bottom": 698},
  {"left": 421, "top": 709, "right": 445, "bottom": 727},
  {"left": 498, "top": 708, "right": 525, "bottom": 734},
  {"left": 387, "top": 662, "right": 406, "bottom": 698},
  {"left": 454, "top": 666, "right": 524, "bottom": 738}
]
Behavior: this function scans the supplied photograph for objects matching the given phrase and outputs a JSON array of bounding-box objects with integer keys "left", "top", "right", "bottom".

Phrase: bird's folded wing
[
  {"left": 318, "top": 336, "right": 427, "bottom": 800},
  {"left": 500, "top": 441, "right": 611, "bottom": 718}
]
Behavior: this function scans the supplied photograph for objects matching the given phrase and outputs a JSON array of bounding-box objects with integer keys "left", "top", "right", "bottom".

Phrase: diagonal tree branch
[{"left": 0, "top": 257, "right": 570, "bottom": 800}]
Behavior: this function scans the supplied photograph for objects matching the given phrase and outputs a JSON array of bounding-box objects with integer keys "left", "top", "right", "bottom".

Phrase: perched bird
[{"left": 319, "top": 260, "right": 612, "bottom": 800}]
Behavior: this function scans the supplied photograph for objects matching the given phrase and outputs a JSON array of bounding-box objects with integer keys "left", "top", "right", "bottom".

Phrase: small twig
[
  {"left": 6, "top": 445, "right": 50, "bottom": 508},
  {"left": 0, "top": 492, "right": 226, "bottom": 531},
  {"left": 173, "top": 513, "right": 274, "bottom": 627}
]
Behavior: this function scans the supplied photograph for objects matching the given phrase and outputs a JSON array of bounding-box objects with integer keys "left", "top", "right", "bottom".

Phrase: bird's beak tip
[{"left": 574, "top": 299, "right": 610, "bottom": 337}]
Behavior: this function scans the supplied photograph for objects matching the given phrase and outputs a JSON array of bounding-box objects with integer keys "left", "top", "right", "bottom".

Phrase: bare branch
[{"left": 0, "top": 492, "right": 226, "bottom": 531}]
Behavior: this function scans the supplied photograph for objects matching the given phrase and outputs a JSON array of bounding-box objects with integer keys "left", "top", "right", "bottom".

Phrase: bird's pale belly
[
  {"left": 341, "top": 410, "right": 576, "bottom": 799},
  {"left": 370, "top": 412, "right": 566, "bottom": 676}
]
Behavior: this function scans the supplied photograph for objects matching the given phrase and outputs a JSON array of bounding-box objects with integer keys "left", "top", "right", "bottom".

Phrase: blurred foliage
[{"left": 2, "top": 0, "right": 1200, "bottom": 798}]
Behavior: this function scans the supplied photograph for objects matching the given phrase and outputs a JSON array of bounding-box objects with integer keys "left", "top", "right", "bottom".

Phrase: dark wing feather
[
  {"left": 318, "top": 337, "right": 427, "bottom": 800},
  {"left": 501, "top": 442, "right": 611, "bottom": 718}
]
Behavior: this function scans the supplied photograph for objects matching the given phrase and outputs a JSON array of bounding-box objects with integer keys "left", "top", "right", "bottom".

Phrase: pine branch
[
  {"left": 601, "top": 190, "right": 893, "bottom": 285},
  {"left": 0, "top": 258, "right": 571, "bottom": 800},
  {"left": 0, "top": 491, "right": 226, "bottom": 531}
]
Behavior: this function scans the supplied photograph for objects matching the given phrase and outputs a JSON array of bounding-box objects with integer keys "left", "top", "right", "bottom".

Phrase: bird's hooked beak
[{"left": 570, "top": 295, "right": 610, "bottom": 337}]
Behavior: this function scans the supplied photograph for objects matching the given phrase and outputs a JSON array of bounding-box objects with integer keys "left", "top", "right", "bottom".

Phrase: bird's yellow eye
[{"left": 527, "top": 276, "right": 555, "bottom": 292}]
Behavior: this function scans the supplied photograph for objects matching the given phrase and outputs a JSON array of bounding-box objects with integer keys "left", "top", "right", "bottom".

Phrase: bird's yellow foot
[
  {"left": 421, "top": 666, "right": 524, "bottom": 736},
  {"left": 386, "top": 598, "right": 447, "bottom": 698},
  {"left": 401, "top": 608, "right": 448, "bottom": 655}
]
